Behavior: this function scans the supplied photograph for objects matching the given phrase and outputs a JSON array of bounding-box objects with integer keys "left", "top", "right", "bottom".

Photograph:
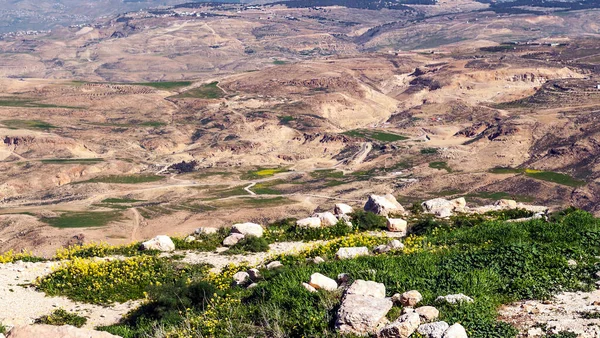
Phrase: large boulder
[
  {"left": 422, "top": 198, "right": 455, "bottom": 218},
  {"left": 296, "top": 217, "right": 322, "bottom": 228},
  {"left": 337, "top": 294, "right": 393, "bottom": 335},
  {"left": 346, "top": 280, "right": 386, "bottom": 299},
  {"left": 418, "top": 321, "right": 450, "bottom": 338},
  {"left": 376, "top": 312, "right": 421, "bottom": 338},
  {"left": 7, "top": 325, "right": 120, "bottom": 338},
  {"left": 140, "top": 235, "right": 175, "bottom": 252},
  {"left": 442, "top": 323, "right": 468, "bottom": 338},
  {"left": 313, "top": 212, "right": 339, "bottom": 227},
  {"left": 387, "top": 218, "right": 408, "bottom": 234},
  {"left": 195, "top": 227, "right": 219, "bottom": 235},
  {"left": 309, "top": 273, "right": 338, "bottom": 291},
  {"left": 335, "top": 203, "right": 354, "bottom": 215},
  {"left": 223, "top": 233, "right": 245, "bottom": 246},
  {"left": 336, "top": 247, "right": 370, "bottom": 259},
  {"left": 231, "top": 222, "right": 264, "bottom": 238},
  {"left": 364, "top": 194, "right": 405, "bottom": 216}
]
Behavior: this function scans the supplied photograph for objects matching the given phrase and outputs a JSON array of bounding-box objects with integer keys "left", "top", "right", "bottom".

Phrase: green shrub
[
  {"left": 351, "top": 211, "right": 388, "bottom": 231},
  {"left": 224, "top": 236, "right": 270, "bottom": 255},
  {"left": 265, "top": 219, "right": 355, "bottom": 242},
  {"left": 0, "top": 324, "right": 6, "bottom": 334},
  {"left": 172, "top": 228, "right": 229, "bottom": 252},
  {"left": 35, "top": 309, "right": 87, "bottom": 328}
]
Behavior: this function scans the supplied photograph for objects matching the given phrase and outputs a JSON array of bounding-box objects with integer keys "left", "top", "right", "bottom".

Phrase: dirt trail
[
  {"left": 244, "top": 182, "right": 257, "bottom": 196},
  {"left": 130, "top": 208, "right": 141, "bottom": 241}
]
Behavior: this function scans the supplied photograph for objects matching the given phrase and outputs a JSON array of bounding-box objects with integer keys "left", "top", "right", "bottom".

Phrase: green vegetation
[
  {"left": 241, "top": 167, "right": 289, "bottom": 180},
  {"left": 420, "top": 147, "right": 439, "bottom": 154},
  {"left": 278, "top": 115, "right": 294, "bottom": 125},
  {"left": 1, "top": 119, "right": 57, "bottom": 130},
  {"left": 89, "top": 121, "right": 167, "bottom": 128},
  {"left": 251, "top": 181, "right": 283, "bottom": 195},
  {"left": 0, "top": 324, "right": 5, "bottom": 334},
  {"left": 78, "top": 174, "right": 164, "bottom": 184},
  {"left": 525, "top": 169, "right": 586, "bottom": 187},
  {"left": 273, "top": 59, "right": 288, "bottom": 65},
  {"left": 101, "top": 198, "right": 144, "bottom": 204},
  {"left": 41, "top": 158, "right": 104, "bottom": 164},
  {"left": 33, "top": 208, "right": 600, "bottom": 337},
  {"left": 429, "top": 161, "right": 452, "bottom": 172},
  {"left": 224, "top": 236, "right": 270, "bottom": 255},
  {"left": 35, "top": 309, "right": 87, "bottom": 328},
  {"left": 0, "top": 98, "right": 78, "bottom": 109},
  {"left": 343, "top": 129, "right": 408, "bottom": 142},
  {"left": 488, "top": 167, "right": 586, "bottom": 187},
  {"left": 42, "top": 211, "right": 123, "bottom": 228},
  {"left": 310, "top": 169, "right": 344, "bottom": 180},
  {"left": 129, "top": 81, "right": 192, "bottom": 90},
  {"left": 173, "top": 82, "right": 225, "bottom": 99}
]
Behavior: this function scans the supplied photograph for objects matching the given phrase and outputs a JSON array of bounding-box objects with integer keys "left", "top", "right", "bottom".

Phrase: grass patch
[
  {"left": 41, "top": 158, "right": 104, "bottom": 164},
  {"left": 309, "top": 169, "right": 344, "bottom": 180},
  {"left": 35, "top": 309, "right": 87, "bottom": 328},
  {"left": 173, "top": 82, "right": 225, "bottom": 99},
  {"left": 251, "top": 181, "right": 283, "bottom": 195},
  {"left": 224, "top": 236, "right": 270, "bottom": 255},
  {"left": 42, "top": 211, "right": 123, "bottom": 228},
  {"left": 1, "top": 119, "right": 57, "bottom": 130},
  {"left": 273, "top": 59, "right": 288, "bottom": 65},
  {"left": 78, "top": 174, "right": 164, "bottom": 184},
  {"left": 488, "top": 167, "right": 586, "bottom": 187},
  {"left": 343, "top": 129, "right": 408, "bottom": 142},
  {"left": 0, "top": 98, "right": 78, "bottom": 109},
  {"left": 429, "top": 161, "right": 452, "bottom": 172},
  {"left": 241, "top": 167, "right": 289, "bottom": 180},
  {"left": 278, "top": 115, "right": 294, "bottom": 125},
  {"left": 420, "top": 147, "right": 439, "bottom": 154},
  {"left": 524, "top": 169, "right": 585, "bottom": 187}
]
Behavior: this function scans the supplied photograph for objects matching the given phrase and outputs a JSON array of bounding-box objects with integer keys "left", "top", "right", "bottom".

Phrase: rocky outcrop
[
  {"left": 140, "top": 235, "right": 175, "bottom": 252},
  {"left": 313, "top": 212, "right": 339, "bottom": 226},
  {"left": 335, "top": 203, "right": 354, "bottom": 215},
  {"left": 377, "top": 312, "right": 421, "bottom": 338},
  {"left": 337, "top": 280, "right": 393, "bottom": 335},
  {"left": 436, "top": 294, "right": 474, "bottom": 304},
  {"left": 364, "top": 194, "right": 405, "bottom": 216},
  {"left": 223, "top": 233, "right": 245, "bottom": 246},
  {"left": 387, "top": 218, "right": 407, "bottom": 234},
  {"left": 296, "top": 217, "right": 322, "bottom": 228}
]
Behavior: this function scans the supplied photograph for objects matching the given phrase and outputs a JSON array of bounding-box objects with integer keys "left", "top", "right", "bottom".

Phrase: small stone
[
  {"left": 247, "top": 283, "right": 258, "bottom": 289},
  {"left": 184, "top": 235, "right": 196, "bottom": 243},
  {"left": 337, "top": 273, "right": 350, "bottom": 283},
  {"left": 415, "top": 306, "right": 439, "bottom": 321},
  {"left": 335, "top": 203, "right": 354, "bottom": 215},
  {"left": 418, "top": 321, "right": 450, "bottom": 338},
  {"left": 248, "top": 268, "right": 261, "bottom": 281},
  {"left": 302, "top": 282, "right": 317, "bottom": 293},
  {"left": 140, "top": 235, "right": 176, "bottom": 252},
  {"left": 296, "top": 217, "right": 322, "bottom": 228},
  {"left": 400, "top": 290, "right": 423, "bottom": 307},
  {"left": 313, "top": 212, "right": 339, "bottom": 226},
  {"left": 195, "top": 227, "right": 218, "bottom": 235},
  {"left": 309, "top": 273, "right": 338, "bottom": 291},
  {"left": 337, "top": 294, "right": 393, "bottom": 335},
  {"left": 233, "top": 271, "right": 250, "bottom": 285},
  {"left": 231, "top": 222, "right": 264, "bottom": 238},
  {"left": 388, "top": 240, "right": 404, "bottom": 250},
  {"left": 436, "top": 294, "right": 474, "bottom": 304},
  {"left": 567, "top": 259, "right": 577, "bottom": 267},
  {"left": 336, "top": 247, "right": 370, "bottom": 259},
  {"left": 313, "top": 256, "right": 325, "bottom": 264},
  {"left": 222, "top": 233, "right": 245, "bottom": 246},
  {"left": 387, "top": 218, "right": 408, "bottom": 234},
  {"left": 377, "top": 312, "right": 420, "bottom": 338},
  {"left": 346, "top": 280, "right": 386, "bottom": 299},
  {"left": 266, "top": 261, "right": 283, "bottom": 270},
  {"left": 373, "top": 245, "right": 391, "bottom": 254},
  {"left": 442, "top": 323, "right": 468, "bottom": 338}
]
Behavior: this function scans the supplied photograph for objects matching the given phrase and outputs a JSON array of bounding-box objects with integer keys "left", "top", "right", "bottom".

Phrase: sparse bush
[
  {"left": 0, "top": 250, "right": 45, "bottom": 263},
  {"left": 35, "top": 309, "right": 87, "bottom": 328},
  {"left": 168, "top": 160, "right": 198, "bottom": 173},
  {"left": 265, "top": 219, "right": 355, "bottom": 242},
  {"left": 172, "top": 228, "right": 229, "bottom": 252},
  {"left": 351, "top": 210, "right": 387, "bottom": 231},
  {"left": 224, "top": 236, "right": 269, "bottom": 255}
]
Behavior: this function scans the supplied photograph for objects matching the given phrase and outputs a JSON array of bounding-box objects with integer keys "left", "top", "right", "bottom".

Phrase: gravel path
[{"left": 0, "top": 261, "right": 139, "bottom": 330}]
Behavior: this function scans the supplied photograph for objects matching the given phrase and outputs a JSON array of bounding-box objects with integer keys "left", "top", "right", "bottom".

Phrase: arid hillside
[{"left": 2, "top": 0, "right": 600, "bottom": 255}]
